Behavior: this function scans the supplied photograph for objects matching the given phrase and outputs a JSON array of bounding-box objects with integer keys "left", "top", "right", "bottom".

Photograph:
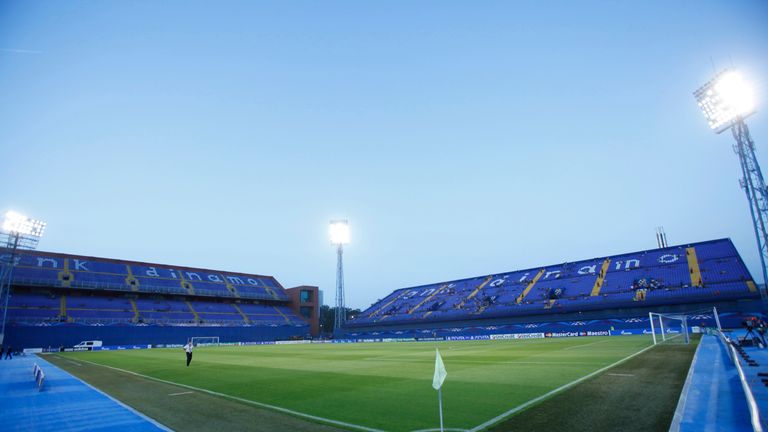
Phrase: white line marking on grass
[
  {"left": 467, "top": 343, "right": 657, "bottom": 432},
  {"left": 562, "top": 338, "right": 614, "bottom": 350},
  {"left": 607, "top": 373, "right": 635, "bottom": 377},
  {"left": 168, "top": 391, "right": 194, "bottom": 396},
  {"left": 411, "top": 428, "right": 468, "bottom": 432},
  {"left": 71, "top": 357, "right": 385, "bottom": 432},
  {"left": 59, "top": 358, "right": 83, "bottom": 366}
]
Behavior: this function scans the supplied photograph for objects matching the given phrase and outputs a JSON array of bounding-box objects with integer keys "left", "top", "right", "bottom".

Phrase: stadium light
[
  {"left": 694, "top": 69, "right": 768, "bottom": 305},
  {"left": 2, "top": 211, "right": 46, "bottom": 238},
  {"left": 694, "top": 69, "right": 756, "bottom": 134},
  {"left": 329, "top": 220, "right": 350, "bottom": 245},
  {"left": 329, "top": 220, "right": 349, "bottom": 331},
  {"left": 0, "top": 210, "right": 47, "bottom": 344}
]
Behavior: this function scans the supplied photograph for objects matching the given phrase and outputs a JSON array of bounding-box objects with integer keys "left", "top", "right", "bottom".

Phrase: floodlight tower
[
  {"left": 694, "top": 69, "right": 768, "bottom": 303},
  {"left": 0, "top": 211, "right": 46, "bottom": 344},
  {"left": 329, "top": 220, "right": 350, "bottom": 330}
]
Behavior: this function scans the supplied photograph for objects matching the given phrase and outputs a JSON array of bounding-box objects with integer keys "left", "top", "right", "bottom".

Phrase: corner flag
[
  {"left": 433, "top": 348, "right": 447, "bottom": 432},
  {"left": 433, "top": 348, "right": 447, "bottom": 390}
]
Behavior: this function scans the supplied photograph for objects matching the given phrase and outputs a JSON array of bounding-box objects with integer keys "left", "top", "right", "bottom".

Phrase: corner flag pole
[
  {"left": 433, "top": 348, "right": 447, "bottom": 432},
  {"left": 438, "top": 387, "right": 444, "bottom": 432}
]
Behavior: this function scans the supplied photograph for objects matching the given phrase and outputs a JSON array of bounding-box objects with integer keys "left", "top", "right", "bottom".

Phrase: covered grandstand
[
  {"left": 343, "top": 238, "right": 763, "bottom": 339},
  {"left": 2, "top": 249, "right": 318, "bottom": 348}
]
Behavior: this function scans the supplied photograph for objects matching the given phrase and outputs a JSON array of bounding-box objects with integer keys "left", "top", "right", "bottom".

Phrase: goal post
[
  {"left": 648, "top": 307, "right": 721, "bottom": 345},
  {"left": 190, "top": 336, "right": 220, "bottom": 347},
  {"left": 649, "top": 312, "right": 690, "bottom": 345}
]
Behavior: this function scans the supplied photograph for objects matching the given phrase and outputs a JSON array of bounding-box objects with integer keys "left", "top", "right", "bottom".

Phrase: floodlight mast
[
  {"left": 0, "top": 211, "right": 46, "bottom": 344},
  {"left": 329, "top": 220, "right": 349, "bottom": 331},
  {"left": 694, "top": 69, "right": 768, "bottom": 305}
]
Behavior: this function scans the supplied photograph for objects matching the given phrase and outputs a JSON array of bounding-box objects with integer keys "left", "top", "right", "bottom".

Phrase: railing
[
  {"left": 10, "top": 315, "right": 301, "bottom": 327},
  {"left": 11, "top": 277, "right": 288, "bottom": 301},
  {"left": 716, "top": 330, "right": 764, "bottom": 432}
]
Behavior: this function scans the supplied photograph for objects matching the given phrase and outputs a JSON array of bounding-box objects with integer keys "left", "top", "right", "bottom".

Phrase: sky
[{"left": 1, "top": 1, "right": 767, "bottom": 310}]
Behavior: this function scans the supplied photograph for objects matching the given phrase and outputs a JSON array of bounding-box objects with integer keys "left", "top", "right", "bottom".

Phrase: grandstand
[
  {"left": 343, "top": 238, "right": 762, "bottom": 339},
  {"left": 2, "top": 249, "right": 319, "bottom": 348}
]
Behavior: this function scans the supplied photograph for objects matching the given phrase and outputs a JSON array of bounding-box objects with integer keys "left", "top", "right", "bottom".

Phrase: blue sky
[{"left": 1, "top": 1, "right": 767, "bottom": 309}]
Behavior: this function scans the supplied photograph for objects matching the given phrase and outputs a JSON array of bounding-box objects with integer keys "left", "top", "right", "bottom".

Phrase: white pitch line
[
  {"left": 562, "top": 338, "right": 614, "bottom": 350},
  {"left": 168, "top": 391, "right": 194, "bottom": 396},
  {"left": 607, "top": 373, "right": 635, "bottom": 377},
  {"left": 71, "top": 357, "right": 385, "bottom": 432},
  {"left": 467, "top": 343, "right": 657, "bottom": 432}
]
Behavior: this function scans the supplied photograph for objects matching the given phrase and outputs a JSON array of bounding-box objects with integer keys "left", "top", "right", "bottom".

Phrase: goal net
[
  {"left": 648, "top": 307, "right": 722, "bottom": 345},
  {"left": 649, "top": 312, "right": 690, "bottom": 345},
  {"left": 190, "top": 336, "right": 220, "bottom": 347}
]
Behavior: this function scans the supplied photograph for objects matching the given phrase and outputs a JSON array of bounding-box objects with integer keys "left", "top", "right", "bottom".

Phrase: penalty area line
[
  {"left": 467, "top": 343, "right": 657, "bottom": 432},
  {"left": 70, "top": 357, "right": 385, "bottom": 432}
]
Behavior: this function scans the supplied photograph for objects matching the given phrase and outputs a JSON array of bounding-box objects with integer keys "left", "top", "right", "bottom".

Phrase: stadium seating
[
  {"left": 4, "top": 250, "right": 308, "bottom": 343},
  {"left": 348, "top": 239, "right": 759, "bottom": 328}
]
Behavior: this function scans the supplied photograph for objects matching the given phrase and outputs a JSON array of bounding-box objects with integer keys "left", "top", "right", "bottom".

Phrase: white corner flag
[
  {"left": 433, "top": 348, "right": 447, "bottom": 432},
  {"left": 433, "top": 348, "right": 447, "bottom": 390}
]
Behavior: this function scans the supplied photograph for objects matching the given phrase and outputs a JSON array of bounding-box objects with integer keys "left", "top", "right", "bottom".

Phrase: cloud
[{"left": 0, "top": 48, "right": 43, "bottom": 54}]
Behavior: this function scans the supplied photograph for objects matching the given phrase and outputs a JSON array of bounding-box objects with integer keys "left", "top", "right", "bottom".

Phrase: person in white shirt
[{"left": 183, "top": 340, "right": 193, "bottom": 367}]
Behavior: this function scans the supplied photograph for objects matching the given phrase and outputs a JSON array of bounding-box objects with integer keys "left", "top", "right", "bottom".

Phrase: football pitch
[{"left": 46, "top": 335, "right": 696, "bottom": 432}]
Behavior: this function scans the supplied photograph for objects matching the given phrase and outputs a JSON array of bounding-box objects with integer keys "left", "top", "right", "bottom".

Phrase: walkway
[{"left": 0, "top": 353, "right": 170, "bottom": 432}]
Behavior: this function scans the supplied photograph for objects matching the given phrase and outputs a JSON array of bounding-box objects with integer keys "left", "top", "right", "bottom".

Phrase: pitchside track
[{"left": 44, "top": 335, "right": 697, "bottom": 432}]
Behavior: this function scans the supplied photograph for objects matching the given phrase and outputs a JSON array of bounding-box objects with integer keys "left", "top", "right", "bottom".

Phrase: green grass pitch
[{"left": 48, "top": 335, "right": 693, "bottom": 431}]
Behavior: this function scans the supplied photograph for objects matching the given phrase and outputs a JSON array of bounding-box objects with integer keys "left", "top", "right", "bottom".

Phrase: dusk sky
[{"left": 2, "top": 1, "right": 767, "bottom": 310}]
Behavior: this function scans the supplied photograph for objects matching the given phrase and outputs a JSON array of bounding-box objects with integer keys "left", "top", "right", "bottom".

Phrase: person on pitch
[{"left": 183, "top": 340, "right": 193, "bottom": 367}]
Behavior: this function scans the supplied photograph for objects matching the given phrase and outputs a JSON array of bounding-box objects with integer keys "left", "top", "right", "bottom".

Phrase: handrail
[{"left": 717, "top": 331, "right": 764, "bottom": 432}]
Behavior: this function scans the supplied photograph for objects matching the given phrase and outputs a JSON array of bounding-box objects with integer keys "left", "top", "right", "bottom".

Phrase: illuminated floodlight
[
  {"left": 694, "top": 69, "right": 756, "bottom": 134},
  {"left": 2, "top": 211, "right": 46, "bottom": 238},
  {"left": 329, "top": 220, "right": 350, "bottom": 245}
]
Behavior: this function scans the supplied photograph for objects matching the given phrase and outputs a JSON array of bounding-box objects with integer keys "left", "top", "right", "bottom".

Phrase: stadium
[{"left": 2, "top": 2, "right": 768, "bottom": 432}]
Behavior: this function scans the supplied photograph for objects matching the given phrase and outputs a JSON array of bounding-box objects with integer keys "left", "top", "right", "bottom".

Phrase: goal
[
  {"left": 648, "top": 307, "right": 722, "bottom": 345},
  {"left": 649, "top": 312, "right": 690, "bottom": 344},
  {"left": 190, "top": 336, "right": 220, "bottom": 347}
]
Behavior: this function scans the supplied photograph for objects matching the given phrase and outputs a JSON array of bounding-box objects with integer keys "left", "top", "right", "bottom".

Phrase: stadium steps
[
  {"left": 590, "top": 258, "right": 611, "bottom": 296},
  {"left": 272, "top": 306, "right": 290, "bottom": 324},
  {"left": 125, "top": 265, "right": 140, "bottom": 292},
  {"left": 59, "top": 295, "right": 67, "bottom": 319},
  {"left": 265, "top": 287, "right": 280, "bottom": 300},
  {"left": 57, "top": 259, "right": 73, "bottom": 288},
  {"left": 368, "top": 290, "right": 409, "bottom": 319},
  {"left": 180, "top": 276, "right": 196, "bottom": 295},
  {"left": 686, "top": 247, "right": 703, "bottom": 287},
  {"left": 410, "top": 283, "right": 451, "bottom": 315},
  {"left": 544, "top": 299, "right": 556, "bottom": 309},
  {"left": 130, "top": 299, "right": 140, "bottom": 323},
  {"left": 461, "top": 277, "right": 493, "bottom": 305},
  {"left": 225, "top": 282, "right": 240, "bottom": 297},
  {"left": 233, "top": 303, "right": 251, "bottom": 324},
  {"left": 516, "top": 269, "right": 546, "bottom": 304},
  {"left": 185, "top": 301, "right": 200, "bottom": 322},
  {"left": 747, "top": 280, "right": 758, "bottom": 293}
]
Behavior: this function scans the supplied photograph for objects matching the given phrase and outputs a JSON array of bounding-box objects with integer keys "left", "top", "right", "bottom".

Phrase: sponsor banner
[
  {"left": 275, "top": 340, "right": 312, "bottom": 345},
  {"left": 611, "top": 329, "right": 648, "bottom": 336},
  {"left": 515, "top": 332, "right": 545, "bottom": 339},
  {"left": 383, "top": 338, "right": 416, "bottom": 343},
  {"left": 489, "top": 333, "right": 545, "bottom": 340},
  {"left": 23, "top": 348, "right": 43, "bottom": 354},
  {"left": 545, "top": 330, "right": 611, "bottom": 338},
  {"left": 445, "top": 335, "right": 491, "bottom": 341},
  {"left": 240, "top": 341, "right": 276, "bottom": 346},
  {"left": 95, "top": 344, "right": 151, "bottom": 351},
  {"left": 415, "top": 337, "right": 444, "bottom": 342}
]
